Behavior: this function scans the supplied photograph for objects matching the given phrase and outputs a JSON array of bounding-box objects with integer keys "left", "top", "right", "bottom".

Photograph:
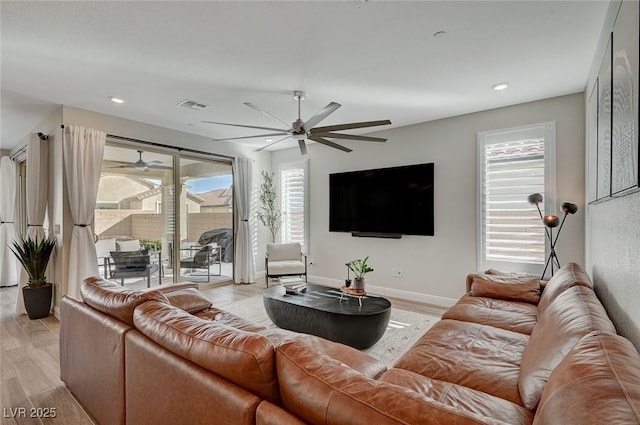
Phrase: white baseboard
[
  {"left": 53, "top": 305, "right": 61, "bottom": 319},
  {"left": 308, "top": 275, "right": 457, "bottom": 308}
]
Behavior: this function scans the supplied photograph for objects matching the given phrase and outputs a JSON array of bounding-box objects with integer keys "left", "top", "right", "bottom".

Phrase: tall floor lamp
[{"left": 527, "top": 193, "right": 578, "bottom": 279}]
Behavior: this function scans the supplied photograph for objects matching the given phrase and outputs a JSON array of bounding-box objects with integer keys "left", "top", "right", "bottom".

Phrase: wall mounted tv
[{"left": 329, "top": 163, "right": 434, "bottom": 238}]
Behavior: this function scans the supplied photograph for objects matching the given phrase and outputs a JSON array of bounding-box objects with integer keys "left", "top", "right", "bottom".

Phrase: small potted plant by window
[
  {"left": 11, "top": 236, "right": 56, "bottom": 319},
  {"left": 347, "top": 256, "right": 374, "bottom": 291}
]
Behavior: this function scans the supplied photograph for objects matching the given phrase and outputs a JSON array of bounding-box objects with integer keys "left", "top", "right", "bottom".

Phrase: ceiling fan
[
  {"left": 203, "top": 91, "right": 392, "bottom": 154},
  {"left": 106, "top": 150, "right": 172, "bottom": 172}
]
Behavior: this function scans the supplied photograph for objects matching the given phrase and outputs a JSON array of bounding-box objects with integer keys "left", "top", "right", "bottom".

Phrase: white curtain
[
  {"left": 233, "top": 157, "right": 256, "bottom": 283},
  {"left": 64, "top": 125, "right": 106, "bottom": 300},
  {"left": 16, "top": 134, "right": 49, "bottom": 314},
  {"left": 0, "top": 157, "right": 19, "bottom": 287}
]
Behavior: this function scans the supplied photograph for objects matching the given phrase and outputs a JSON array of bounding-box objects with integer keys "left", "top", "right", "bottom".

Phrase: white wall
[
  {"left": 584, "top": 0, "right": 640, "bottom": 351},
  {"left": 272, "top": 93, "right": 585, "bottom": 306}
]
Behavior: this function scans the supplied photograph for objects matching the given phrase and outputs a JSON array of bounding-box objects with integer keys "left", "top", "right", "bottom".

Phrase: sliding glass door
[
  {"left": 177, "top": 155, "right": 233, "bottom": 283},
  {"left": 95, "top": 142, "right": 232, "bottom": 287}
]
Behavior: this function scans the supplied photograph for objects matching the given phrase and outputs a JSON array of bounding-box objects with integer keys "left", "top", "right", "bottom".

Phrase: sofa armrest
[
  {"left": 126, "top": 331, "right": 260, "bottom": 425},
  {"left": 60, "top": 296, "right": 130, "bottom": 425},
  {"left": 256, "top": 401, "right": 306, "bottom": 425}
]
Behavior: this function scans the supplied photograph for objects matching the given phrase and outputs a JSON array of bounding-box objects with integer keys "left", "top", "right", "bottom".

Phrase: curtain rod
[
  {"left": 9, "top": 145, "right": 27, "bottom": 161},
  {"left": 61, "top": 124, "right": 234, "bottom": 160}
]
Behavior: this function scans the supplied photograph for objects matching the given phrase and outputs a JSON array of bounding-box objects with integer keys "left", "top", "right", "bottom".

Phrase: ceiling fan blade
[
  {"left": 254, "top": 136, "right": 291, "bottom": 152},
  {"left": 311, "top": 119, "right": 391, "bottom": 133},
  {"left": 106, "top": 164, "right": 137, "bottom": 169},
  {"left": 308, "top": 136, "right": 352, "bottom": 153},
  {"left": 104, "top": 160, "right": 132, "bottom": 166},
  {"left": 148, "top": 165, "right": 173, "bottom": 170},
  {"left": 212, "top": 132, "right": 290, "bottom": 142},
  {"left": 202, "top": 120, "right": 288, "bottom": 133},
  {"left": 147, "top": 160, "right": 163, "bottom": 165},
  {"left": 244, "top": 102, "right": 291, "bottom": 129},
  {"left": 302, "top": 102, "right": 341, "bottom": 131},
  {"left": 298, "top": 140, "right": 308, "bottom": 156},
  {"left": 311, "top": 132, "right": 387, "bottom": 142}
]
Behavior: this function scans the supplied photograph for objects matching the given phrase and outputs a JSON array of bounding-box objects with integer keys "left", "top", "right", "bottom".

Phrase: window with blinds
[
  {"left": 478, "top": 123, "right": 556, "bottom": 272},
  {"left": 280, "top": 163, "right": 306, "bottom": 247}
]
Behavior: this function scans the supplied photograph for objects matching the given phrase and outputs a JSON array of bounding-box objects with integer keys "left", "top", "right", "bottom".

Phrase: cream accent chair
[{"left": 265, "top": 243, "right": 307, "bottom": 287}]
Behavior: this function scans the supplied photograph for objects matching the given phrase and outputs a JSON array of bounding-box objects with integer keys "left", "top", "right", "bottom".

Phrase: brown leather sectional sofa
[{"left": 60, "top": 263, "right": 640, "bottom": 425}]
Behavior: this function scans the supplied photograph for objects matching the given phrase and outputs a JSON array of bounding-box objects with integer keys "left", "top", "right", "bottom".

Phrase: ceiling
[{"left": 1, "top": 1, "right": 609, "bottom": 152}]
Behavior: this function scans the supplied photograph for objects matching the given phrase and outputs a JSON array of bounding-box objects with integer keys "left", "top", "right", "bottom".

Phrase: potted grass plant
[
  {"left": 347, "top": 256, "right": 374, "bottom": 291},
  {"left": 11, "top": 236, "right": 56, "bottom": 319}
]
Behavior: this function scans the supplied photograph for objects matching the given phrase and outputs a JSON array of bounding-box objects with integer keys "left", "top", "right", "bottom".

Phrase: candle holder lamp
[
  {"left": 528, "top": 193, "right": 578, "bottom": 279},
  {"left": 344, "top": 263, "right": 352, "bottom": 287}
]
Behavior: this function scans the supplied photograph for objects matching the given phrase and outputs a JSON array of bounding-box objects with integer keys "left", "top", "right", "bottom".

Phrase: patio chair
[
  {"left": 179, "top": 244, "right": 222, "bottom": 283},
  {"left": 108, "top": 250, "right": 159, "bottom": 288},
  {"left": 95, "top": 238, "right": 116, "bottom": 279}
]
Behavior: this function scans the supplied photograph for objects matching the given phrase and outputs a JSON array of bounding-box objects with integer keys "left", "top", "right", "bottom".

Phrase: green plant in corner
[
  {"left": 11, "top": 236, "right": 57, "bottom": 287},
  {"left": 347, "top": 256, "right": 374, "bottom": 280},
  {"left": 141, "top": 239, "right": 162, "bottom": 251},
  {"left": 257, "top": 170, "right": 282, "bottom": 243}
]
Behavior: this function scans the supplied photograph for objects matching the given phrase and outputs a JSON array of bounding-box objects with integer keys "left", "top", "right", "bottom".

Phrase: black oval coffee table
[{"left": 263, "top": 283, "right": 391, "bottom": 349}]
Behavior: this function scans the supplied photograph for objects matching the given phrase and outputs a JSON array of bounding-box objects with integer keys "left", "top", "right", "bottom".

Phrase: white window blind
[
  {"left": 478, "top": 123, "right": 555, "bottom": 272},
  {"left": 280, "top": 166, "right": 305, "bottom": 246}
]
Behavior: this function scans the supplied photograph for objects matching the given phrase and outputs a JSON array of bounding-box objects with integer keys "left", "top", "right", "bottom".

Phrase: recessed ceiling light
[
  {"left": 491, "top": 82, "right": 509, "bottom": 91},
  {"left": 265, "top": 139, "right": 273, "bottom": 142},
  {"left": 110, "top": 96, "right": 126, "bottom": 104},
  {"left": 433, "top": 31, "right": 447, "bottom": 39}
]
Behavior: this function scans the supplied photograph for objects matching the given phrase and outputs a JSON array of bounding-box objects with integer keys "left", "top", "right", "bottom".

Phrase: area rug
[{"left": 221, "top": 296, "right": 440, "bottom": 367}]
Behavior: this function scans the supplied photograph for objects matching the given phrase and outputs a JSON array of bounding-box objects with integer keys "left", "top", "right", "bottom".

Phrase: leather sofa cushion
[
  {"left": 533, "top": 332, "right": 640, "bottom": 425},
  {"left": 133, "top": 301, "right": 279, "bottom": 404},
  {"left": 380, "top": 368, "right": 534, "bottom": 425},
  {"left": 393, "top": 319, "right": 528, "bottom": 405},
  {"left": 443, "top": 294, "right": 538, "bottom": 335},
  {"left": 537, "top": 262, "right": 593, "bottom": 314},
  {"left": 194, "top": 308, "right": 268, "bottom": 332},
  {"left": 260, "top": 330, "right": 387, "bottom": 379},
  {"left": 276, "top": 340, "right": 507, "bottom": 425},
  {"left": 81, "top": 276, "right": 169, "bottom": 326},
  {"left": 470, "top": 275, "right": 540, "bottom": 305},
  {"left": 518, "top": 285, "right": 616, "bottom": 410},
  {"left": 164, "top": 287, "right": 212, "bottom": 313}
]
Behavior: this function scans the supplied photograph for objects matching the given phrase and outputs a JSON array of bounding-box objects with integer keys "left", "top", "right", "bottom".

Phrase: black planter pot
[{"left": 22, "top": 283, "right": 53, "bottom": 320}]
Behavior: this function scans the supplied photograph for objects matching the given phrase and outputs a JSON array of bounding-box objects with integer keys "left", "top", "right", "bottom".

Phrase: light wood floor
[{"left": 1, "top": 279, "right": 445, "bottom": 425}]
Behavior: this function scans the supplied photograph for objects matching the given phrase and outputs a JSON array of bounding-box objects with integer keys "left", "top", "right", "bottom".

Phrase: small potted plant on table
[
  {"left": 347, "top": 256, "right": 374, "bottom": 291},
  {"left": 11, "top": 236, "right": 56, "bottom": 319}
]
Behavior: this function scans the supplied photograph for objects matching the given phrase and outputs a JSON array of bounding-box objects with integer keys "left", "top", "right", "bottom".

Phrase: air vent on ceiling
[{"left": 177, "top": 99, "right": 208, "bottom": 111}]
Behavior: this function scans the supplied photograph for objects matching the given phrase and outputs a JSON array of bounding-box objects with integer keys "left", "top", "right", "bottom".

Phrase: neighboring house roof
[
  {"left": 196, "top": 187, "right": 233, "bottom": 207},
  {"left": 125, "top": 186, "right": 205, "bottom": 204},
  {"left": 125, "top": 186, "right": 162, "bottom": 201}
]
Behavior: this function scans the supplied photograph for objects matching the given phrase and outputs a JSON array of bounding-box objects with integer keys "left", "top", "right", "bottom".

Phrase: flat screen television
[{"left": 329, "top": 163, "right": 434, "bottom": 237}]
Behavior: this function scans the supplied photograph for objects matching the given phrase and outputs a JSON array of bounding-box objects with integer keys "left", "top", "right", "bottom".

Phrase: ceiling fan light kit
[{"left": 203, "top": 90, "right": 391, "bottom": 155}]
